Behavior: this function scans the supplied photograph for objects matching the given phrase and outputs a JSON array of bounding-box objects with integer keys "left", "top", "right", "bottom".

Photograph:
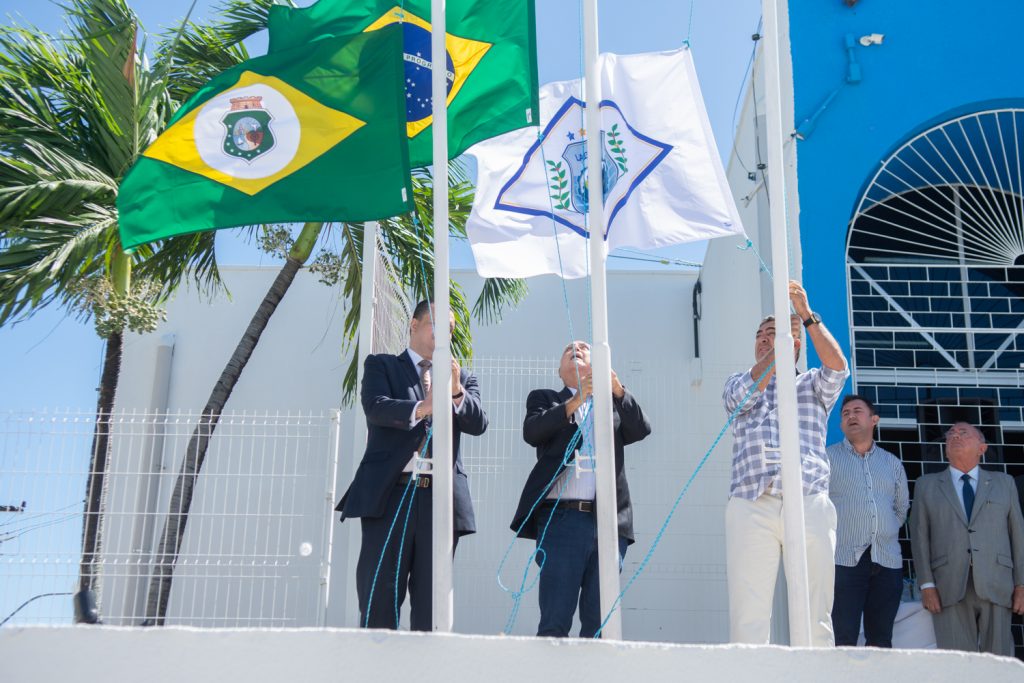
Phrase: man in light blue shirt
[{"left": 826, "top": 394, "right": 909, "bottom": 647}]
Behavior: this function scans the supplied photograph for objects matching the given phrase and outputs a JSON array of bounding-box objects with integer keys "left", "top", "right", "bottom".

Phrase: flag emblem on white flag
[{"left": 467, "top": 47, "right": 743, "bottom": 279}]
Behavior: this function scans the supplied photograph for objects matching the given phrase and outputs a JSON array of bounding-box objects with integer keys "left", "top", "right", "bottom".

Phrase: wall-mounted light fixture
[{"left": 792, "top": 32, "right": 885, "bottom": 140}]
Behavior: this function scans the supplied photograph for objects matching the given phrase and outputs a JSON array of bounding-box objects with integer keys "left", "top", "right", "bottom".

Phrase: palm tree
[
  {"left": 0, "top": 0, "right": 221, "bottom": 622},
  {"left": 140, "top": 0, "right": 528, "bottom": 623}
]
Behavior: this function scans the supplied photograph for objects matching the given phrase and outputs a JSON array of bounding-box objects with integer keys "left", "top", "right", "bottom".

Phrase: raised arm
[
  {"left": 723, "top": 371, "right": 762, "bottom": 415},
  {"left": 361, "top": 355, "right": 419, "bottom": 430},
  {"left": 523, "top": 389, "right": 572, "bottom": 449},
  {"left": 453, "top": 370, "right": 487, "bottom": 436},
  {"left": 615, "top": 386, "right": 651, "bottom": 446},
  {"left": 790, "top": 280, "right": 847, "bottom": 373}
]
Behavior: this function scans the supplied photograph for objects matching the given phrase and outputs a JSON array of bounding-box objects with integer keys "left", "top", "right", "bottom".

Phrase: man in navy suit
[
  {"left": 337, "top": 300, "right": 487, "bottom": 631},
  {"left": 511, "top": 340, "right": 650, "bottom": 638}
]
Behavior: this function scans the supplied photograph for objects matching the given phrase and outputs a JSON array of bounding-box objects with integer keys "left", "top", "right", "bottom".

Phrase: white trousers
[{"left": 725, "top": 492, "right": 837, "bottom": 647}]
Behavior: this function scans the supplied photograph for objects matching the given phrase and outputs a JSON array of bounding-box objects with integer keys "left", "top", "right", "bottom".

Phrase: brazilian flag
[
  {"left": 268, "top": 1, "right": 540, "bottom": 167},
  {"left": 118, "top": 26, "right": 413, "bottom": 249}
]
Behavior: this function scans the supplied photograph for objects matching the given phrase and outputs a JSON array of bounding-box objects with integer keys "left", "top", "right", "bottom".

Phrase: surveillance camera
[{"left": 859, "top": 33, "right": 884, "bottom": 47}]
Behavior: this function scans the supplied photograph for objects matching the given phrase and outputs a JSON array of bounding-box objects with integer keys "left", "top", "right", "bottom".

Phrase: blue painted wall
[{"left": 786, "top": 0, "right": 1024, "bottom": 439}]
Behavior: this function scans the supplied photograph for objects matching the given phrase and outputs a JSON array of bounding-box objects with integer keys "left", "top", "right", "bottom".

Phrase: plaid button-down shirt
[{"left": 723, "top": 365, "right": 848, "bottom": 500}]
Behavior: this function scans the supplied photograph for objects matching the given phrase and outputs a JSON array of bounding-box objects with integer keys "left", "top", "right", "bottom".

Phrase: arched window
[{"left": 846, "top": 108, "right": 1024, "bottom": 472}]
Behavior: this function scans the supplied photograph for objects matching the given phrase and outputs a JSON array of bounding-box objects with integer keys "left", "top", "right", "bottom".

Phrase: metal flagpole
[
  {"left": 761, "top": 0, "right": 813, "bottom": 646},
  {"left": 343, "top": 220, "right": 379, "bottom": 627},
  {"left": 430, "top": 0, "right": 455, "bottom": 633},
  {"left": 582, "top": 0, "right": 622, "bottom": 641}
]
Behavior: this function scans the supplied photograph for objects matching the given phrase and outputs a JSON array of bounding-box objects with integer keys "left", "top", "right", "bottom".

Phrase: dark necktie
[
  {"left": 961, "top": 473, "right": 975, "bottom": 520},
  {"left": 418, "top": 359, "right": 432, "bottom": 396}
]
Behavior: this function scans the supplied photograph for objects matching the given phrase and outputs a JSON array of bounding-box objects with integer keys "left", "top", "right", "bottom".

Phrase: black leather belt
[
  {"left": 397, "top": 473, "right": 431, "bottom": 488},
  {"left": 541, "top": 499, "right": 594, "bottom": 513}
]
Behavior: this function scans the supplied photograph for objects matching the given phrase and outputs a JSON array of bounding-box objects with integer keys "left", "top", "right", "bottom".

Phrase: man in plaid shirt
[{"left": 722, "top": 281, "right": 849, "bottom": 647}]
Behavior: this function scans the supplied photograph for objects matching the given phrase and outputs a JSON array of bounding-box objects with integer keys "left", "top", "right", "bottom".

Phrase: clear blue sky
[{"left": 0, "top": 0, "right": 761, "bottom": 411}]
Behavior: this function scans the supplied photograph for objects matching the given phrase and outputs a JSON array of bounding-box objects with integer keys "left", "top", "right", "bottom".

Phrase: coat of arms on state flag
[
  {"left": 466, "top": 47, "right": 744, "bottom": 279},
  {"left": 118, "top": 26, "right": 412, "bottom": 249}
]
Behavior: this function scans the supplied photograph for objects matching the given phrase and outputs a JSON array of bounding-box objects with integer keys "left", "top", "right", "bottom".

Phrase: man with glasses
[{"left": 910, "top": 422, "right": 1024, "bottom": 654}]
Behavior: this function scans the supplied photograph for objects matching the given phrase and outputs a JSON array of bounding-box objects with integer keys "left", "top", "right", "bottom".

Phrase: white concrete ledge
[{"left": 3, "top": 627, "right": 1022, "bottom": 682}]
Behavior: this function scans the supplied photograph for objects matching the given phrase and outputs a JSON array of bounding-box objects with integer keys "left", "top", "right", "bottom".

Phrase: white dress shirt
[
  {"left": 949, "top": 464, "right": 981, "bottom": 519},
  {"left": 403, "top": 347, "right": 466, "bottom": 474},
  {"left": 547, "top": 387, "right": 597, "bottom": 501}
]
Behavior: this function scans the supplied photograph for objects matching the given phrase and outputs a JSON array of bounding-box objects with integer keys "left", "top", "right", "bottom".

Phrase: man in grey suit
[{"left": 910, "top": 422, "right": 1024, "bottom": 655}]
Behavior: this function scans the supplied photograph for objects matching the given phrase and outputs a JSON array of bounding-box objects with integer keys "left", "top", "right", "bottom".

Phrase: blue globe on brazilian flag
[{"left": 268, "top": 0, "right": 540, "bottom": 167}]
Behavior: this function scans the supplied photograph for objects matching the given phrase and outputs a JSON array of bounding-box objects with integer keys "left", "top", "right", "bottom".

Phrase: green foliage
[
  {"left": 72, "top": 275, "right": 167, "bottom": 337},
  {"left": 155, "top": 0, "right": 274, "bottom": 104},
  {"left": 607, "top": 123, "right": 628, "bottom": 173},
  {"left": 256, "top": 224, "right": 295, "bottom": 260},
  {"left": 546, "top": 160, "right": 570, "bottom": 210},
  {"left": 0, "top": 0, "right": 221, "bottom": 337}
]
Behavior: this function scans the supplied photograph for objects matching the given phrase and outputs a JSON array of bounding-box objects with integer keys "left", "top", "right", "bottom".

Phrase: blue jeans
[
  {"left": 535, "top": 507, "right": 628, "bottom": 638},
  {"left": 832, "top": 547, "right": 904, "bottom": 647}
]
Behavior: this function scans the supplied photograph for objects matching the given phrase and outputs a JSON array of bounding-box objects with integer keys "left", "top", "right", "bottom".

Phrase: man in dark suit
[
  {"left": 337, "top": 301, "right": 487, "bottom": 631},
  {"left": 511, "top": 340, "right": 651, "bottom": 638},
  {"left": 910, "top": 422, "right": 1024, "bottom": 655}
]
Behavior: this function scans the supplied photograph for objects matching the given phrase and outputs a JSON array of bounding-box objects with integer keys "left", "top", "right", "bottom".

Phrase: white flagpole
[
  {"left": 583, "top": 0, "right": 622, "bottom": 641},
  {"left": 430, "top": 0, "right": 455, "bottom": 633},
  {"left": 761, "top": 0, "right": 812, "bottom": 646},
  {"left": 343, "top": 220, "right": 380, "bottom": 627}
]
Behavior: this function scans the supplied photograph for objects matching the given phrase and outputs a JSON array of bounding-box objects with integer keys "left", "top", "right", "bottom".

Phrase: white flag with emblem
[{"left": 466, "top": 47, "right": 743, "bottom": 279}]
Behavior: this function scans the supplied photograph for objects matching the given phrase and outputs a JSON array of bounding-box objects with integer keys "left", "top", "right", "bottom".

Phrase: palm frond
[
  {"left": 155, "top": 0, "right": 273, "bottom": 104},
  {"left": 472, "top": 277, "right": 529, "bottom": 325},
  {"left": 0, "top": 214, "right": 114, "bottom": 325},
  {"left": 0, "top": 0, "right": 227, "bottom": 331},
  {"left": 64, "top": 0, "right": 139, "bottom": 178}
]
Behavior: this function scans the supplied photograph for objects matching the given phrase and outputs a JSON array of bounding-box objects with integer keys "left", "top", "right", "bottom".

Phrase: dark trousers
[
  {"left": 832, "top": 548, "right": 904, "bottom": 647},
  {"left": 355, "top": 483, "right": 457, "bottom": 631},
  {"left": 534, "top": 507, "right": 628, "bottom": 638}
]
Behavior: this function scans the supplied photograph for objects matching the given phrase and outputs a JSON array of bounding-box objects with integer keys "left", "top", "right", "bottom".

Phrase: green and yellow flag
[
  {"left": 267, "top": 0, "right": 540, "bottom": 167},
  {"left": 118, "top": 26, "right": 413, "bottom": 249}
]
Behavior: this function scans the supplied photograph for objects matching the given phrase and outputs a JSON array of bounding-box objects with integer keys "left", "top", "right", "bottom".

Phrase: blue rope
[
  {"left": 683, "top": 0, "right": 696, "bottom": 47},
  {"left": 393, "top": 430, "right": 432, "bottom": 626},
  {"left": 495, "top": 403, "right": 590, "bottom": 633},
  {"left": 593, "top": 360, "right": 776, "bottom": 638},
  {"left": 362, "top": 473, "right": 415, "bottom": 628},
  {"left": 361, "top": 201, "right": 437, "bottom": 629},
  {"left": 495, "top": 56, "right": 600, "bottom": 633},
  {"left": 737, "top": 234, "right": 774, "bottom": 279}
]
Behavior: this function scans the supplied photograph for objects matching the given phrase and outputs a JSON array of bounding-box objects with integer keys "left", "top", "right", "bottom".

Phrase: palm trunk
[
  {"left": 73, "top": 330, "right": 123, "bottom": 623},
  {"left": 143, "top": 223, "right": 321, "bottom": 624},
  {"left": 75, "top": 247, "right": 131, "bottom": 624}
]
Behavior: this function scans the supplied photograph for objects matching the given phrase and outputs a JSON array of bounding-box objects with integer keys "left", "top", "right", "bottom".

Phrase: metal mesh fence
[{"left": 0, "top": 410, "right": 339, "bottom": 628}]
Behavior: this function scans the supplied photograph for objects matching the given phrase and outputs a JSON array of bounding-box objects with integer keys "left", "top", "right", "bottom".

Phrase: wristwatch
[{"left": 803, "top": 312, "right": 822, "bottom": 328}]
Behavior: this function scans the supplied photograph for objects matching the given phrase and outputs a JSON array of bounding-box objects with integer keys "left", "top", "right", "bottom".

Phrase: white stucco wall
[
  {"left": 4, "top": 627, "right": 1022, "bottom": 683},
  {"left": 109, "top": 267, "right": 757, "bottom": 643}
]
